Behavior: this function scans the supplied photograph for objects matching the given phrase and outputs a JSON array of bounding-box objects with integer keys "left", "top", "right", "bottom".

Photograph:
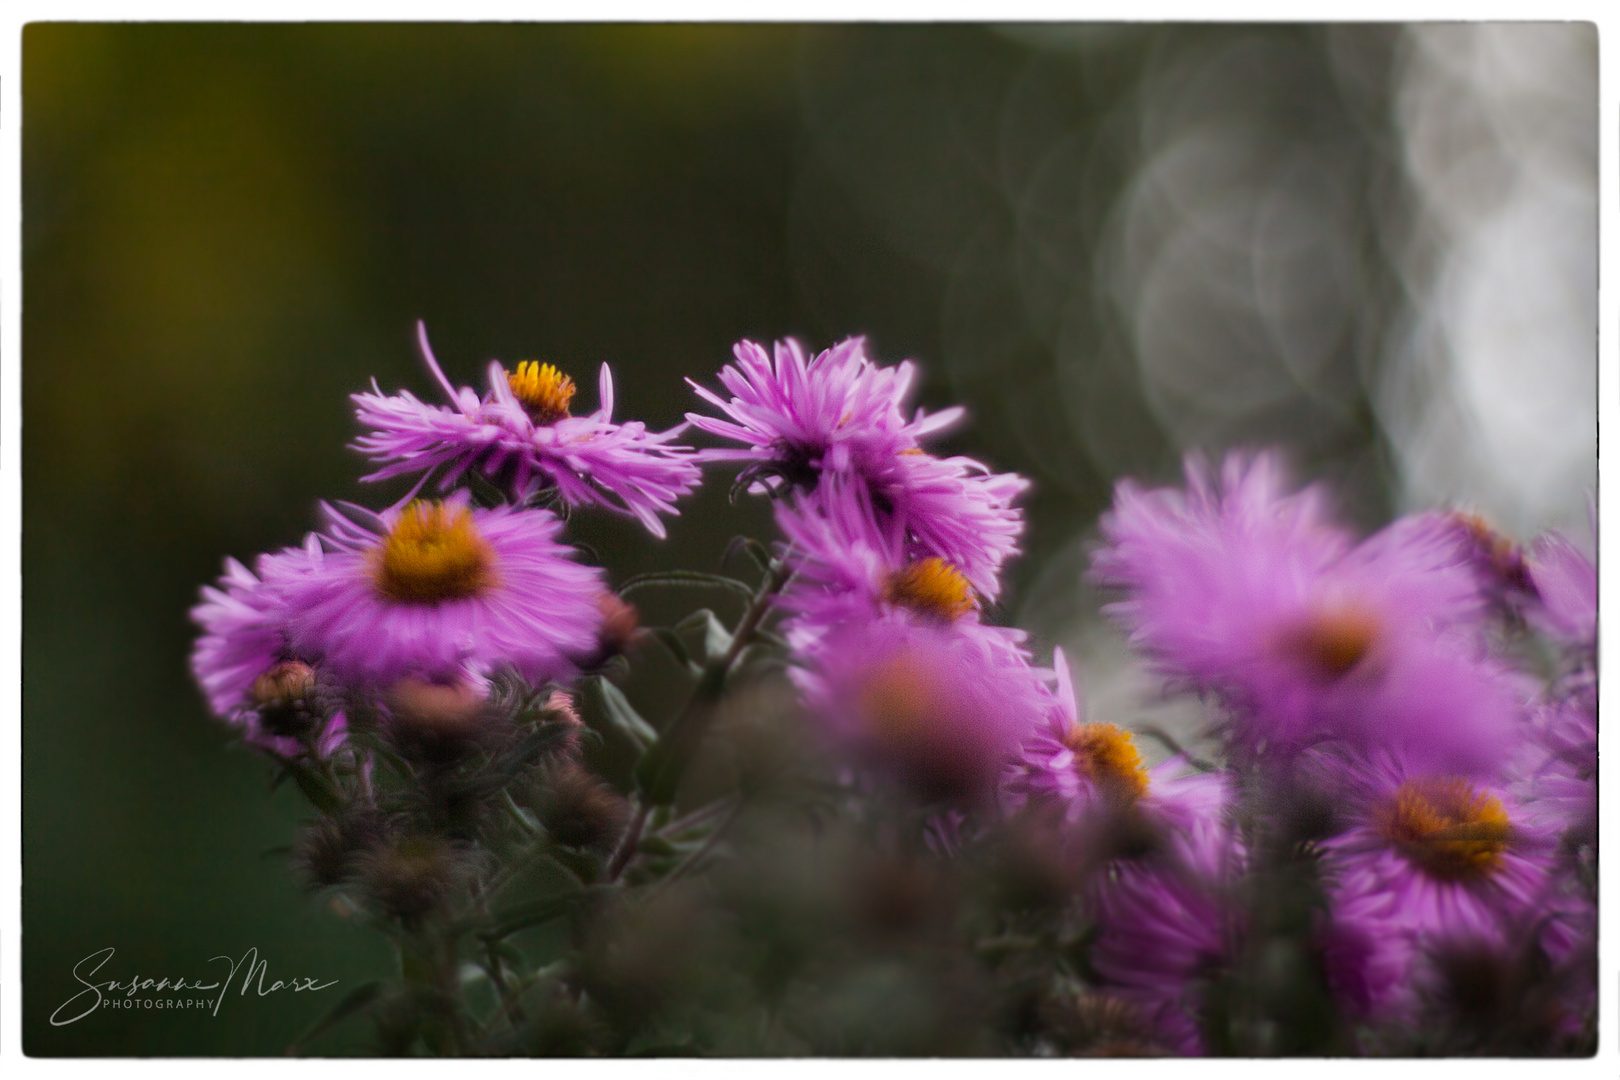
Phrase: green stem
[{"left": 613, "top": 556, "right": 792, "bottom": 877}]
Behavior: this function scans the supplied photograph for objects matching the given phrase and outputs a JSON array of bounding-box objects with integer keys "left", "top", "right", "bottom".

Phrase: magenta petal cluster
[
  {"left": 280, "top": 497, "right": 605, "bottom": 689},
  {"left": 772, "top": 479, "right": 1033, "bottom": 672},
  {"left": 1002, "top": 648, "right": 1228, "bottom": 834},
  {"left": 1087, "top": 807, "right": 1242, "bottom": 1055},
  {"left": 687, "top": 336, "right": 1026, "bottom": 597},
  {"left": 353, "top": 323, "right": 701, "bottom": 537},
  {"left": 1312, "top": 750, "right": 1576, "bottom": 1021},
  {"left": 1525, "top": 529, "right": 1597, "bottom": 649},
  {"left": 792, "top": 617, "right": 1048, "bottom": 802},
  {"left": 1090, "top": 450, "right": 1529, "bottom": 773}
]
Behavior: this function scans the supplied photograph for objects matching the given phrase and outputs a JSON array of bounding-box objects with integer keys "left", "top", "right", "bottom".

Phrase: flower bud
[
  {"left": 294, "top": 811, "right": 385, "bottom": 891},
  {"left": 358, "top": 834, "right": 468, "bottom": 925},
  {"left": 537, "top": 763, "right": 631, "bottom": 852},
  {"left": 384, "top": 676, "right": 493, "bottom": 763},
  {"left": 250, "top": 660, "right": 322, "bottom": 740}
]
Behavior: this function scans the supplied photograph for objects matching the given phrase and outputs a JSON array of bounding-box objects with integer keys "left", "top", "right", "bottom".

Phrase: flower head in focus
[
  {"left": 772, "top": 478, "right": 1032, "bottom": 671},
  {"left": 687, "top": 336, "right": 1027, "bottom": 597},
  {"left": 281, "top": 496, "right": 605, "bottom": 689},
  {"left": 353, "top": 323, "right": 701, "bottom": 537}
]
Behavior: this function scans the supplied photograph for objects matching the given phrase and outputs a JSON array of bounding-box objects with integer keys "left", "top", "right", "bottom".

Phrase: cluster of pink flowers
[
  {"left": 193, "top": 327, "right": 1595, "bottom": 1055},
  {"left": 191, "top": 324, "right": 698, "bottom": 758},
  {"left": 689, "top": 341, "right": 1595, "bottom": 1052}
]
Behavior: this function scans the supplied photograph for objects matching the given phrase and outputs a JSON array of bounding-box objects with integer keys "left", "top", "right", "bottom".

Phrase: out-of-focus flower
[
  {"left": 353, "top": 323, "right": 700, "bottom": 537},
  {"left": 1090, "top": 450, "right": 1531, "bottom": 774},
  {"left": 1524, "top": 529, "right": 1596, "bottom": 651},
  {"left": 795, "top": 618, "right": 1048, "bottom": 804},
  {"left": 282, "top": 496, "right": 604, "bottom": 689},
  {"left": 1314, "top": 750, "right": 1576, "bottom": 1021},
  {"left": 1087, "top": 796, "right": 1243, "bottom": 1055},
  {"left": 191, "top": 538, "right": 345, "bottom": 756},
  {"left": 687, "top": 336, "right": 1026, "bottom": 596},
  {"left": 1002, "top": 648, "right": 1228, "bottom": 839},
  {"left": 1511, "top": 697, "right": 1596, "bottom": 851}
]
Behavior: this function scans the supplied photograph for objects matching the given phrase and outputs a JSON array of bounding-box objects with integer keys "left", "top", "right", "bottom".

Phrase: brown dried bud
[
  {"left": 537, "top": 763, "right": 631, "bottom": 851},
  {"left": 358, "top": 834, "right": 467, "bottom": 925},
  {"left": 294, "top": 812, "right": 385, "bottom": 891},
  {"left": 1042, "top": 991, "right": 1164, "bottom": 1056}
]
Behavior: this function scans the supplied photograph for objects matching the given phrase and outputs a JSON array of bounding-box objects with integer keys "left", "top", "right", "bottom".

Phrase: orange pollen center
[
  {"left": 371, "top": 501, "right": 497, "bottom": 604},
  {"left": 1376, "top": 777, "right": 1511, "bottom": 880},
  {"left": 1063, "top": 722, "right": 1150, "bottom": 803},
  {"left": 506, "top": 361, "right": 576, "bottom": 424},
  {"left": 883, "top": 558, "right": 976, "bottom": 621},
  {"left": 1286, "top": 604, "right": 1380, "bottom": 679}
]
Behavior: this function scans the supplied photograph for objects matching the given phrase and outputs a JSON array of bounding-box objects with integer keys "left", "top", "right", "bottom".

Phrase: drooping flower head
[
  {"left": 687, "top": 336, "right": 1027, "bottom": 597},
  {"left": 280, "top": 496, "right": 605, "bottom": 690},
  {"left": 353, "top": 323, "right": 701, "bottom": 537},
  {"left": 1090, "top": 450, "right": 1531, "bottom": 774},
  {"left": 1310, "top": 749, "right": 1578, "bottom": 1022},
  {"left": 190, "top": 537, "right": 345, "bottom": 757}
]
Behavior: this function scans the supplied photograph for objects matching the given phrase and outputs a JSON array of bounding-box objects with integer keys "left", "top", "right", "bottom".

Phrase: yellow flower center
[
  {"left": 883, "top": 558, "right": 976, "bottom": 621},
  {"left": 506, "top": 360, "right": 576, "bottom": 424},
  {"left": 1285, "top": 603, "right": 1380, "bottom": 680},
  {"left": 1063, "top": 722, "right": 1150, "bottom": 804},
  {"left": 1376, "top": 777, "right": 1511, "bottom": 881},
  {"left": 370, "top": 501, "right": 497, "bottom": 604}
]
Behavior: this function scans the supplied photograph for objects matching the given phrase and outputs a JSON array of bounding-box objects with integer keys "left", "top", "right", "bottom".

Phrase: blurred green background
[{"left": 22, "top": 23, "right": 1594, "bottom": 1055}]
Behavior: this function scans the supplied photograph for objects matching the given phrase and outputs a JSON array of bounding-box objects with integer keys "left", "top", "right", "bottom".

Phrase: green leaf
[
  {"left": 647, "top": 627, "right": 701, "bottom": 676},
  {"left": 617, "top": 570, "right": 755, "bottom": 601},
  {"left": 700, "top": 610, "right": 734, "bottom": 663},
  {"left": 723, "top": 535, "right": 776, "bottom": 573},
  {"left": 584, "top": 677, "right": 659, "bottom": 751}
]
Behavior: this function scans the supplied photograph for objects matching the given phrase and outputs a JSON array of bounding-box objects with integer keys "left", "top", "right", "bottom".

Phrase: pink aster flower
[
  {"left": 772, "top": 478, "right": 1032, "bottom": 671},
  {"left": 1002, "top": 648, "right": 1229, "bottom": 837},
  {"left": 793, "top": 616, "right": 1050, "bottom": 804},
  {"left": 190, "top": 537, "right": 346, "bottom": 757},
  {"left": 352, "top": 323, "right": 701, "bottom": 538},
  {"left": 687, "top": 336, "right": 1026, "bottom": 597},
  {"left": 1090, "top": 450, "right": 1531, "bottom": 774},
  {"left": 1524, "top": 528, "right": 1596, "bottom": 651},
  {"left": 280, "top": 496, "right": 605, "bottom": 689},
  {"left": 1312, "top": 750, "right": 1579, "bottom": 1021},
  {"left": 1087, "top": 794, "right": 1244, "bottom": 1055}
]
